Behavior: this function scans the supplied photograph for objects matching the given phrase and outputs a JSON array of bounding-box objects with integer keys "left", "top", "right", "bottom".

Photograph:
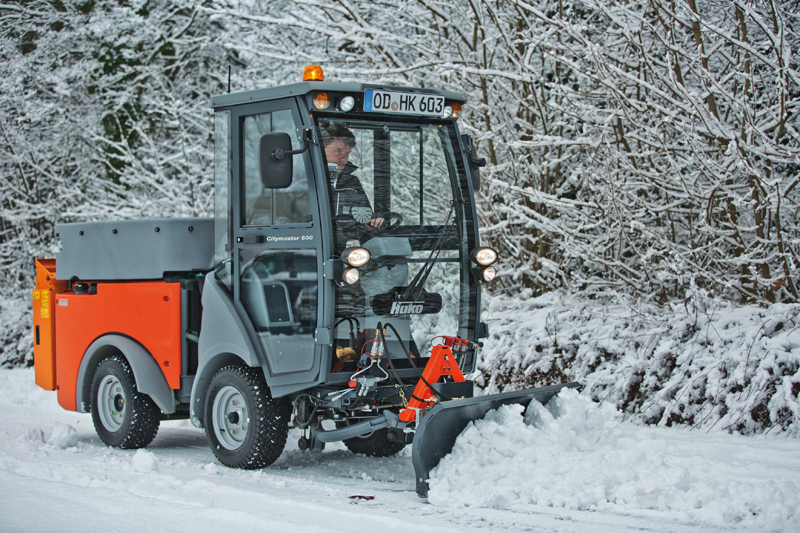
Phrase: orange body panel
[
  {"left": 55, "top": 281, "right": 182, "bottom": 412},
  {"left": 35, "top": 258, "right": 68, "bottom": 292},
  {"left": 33, "top": 259, "right": 69, "bottom": 391},
  {"left": 399, "top": 344, "right": 466, "bottom": 422},
  {"left": 32, "top": 289, "right": 57, "bottom": 390}
]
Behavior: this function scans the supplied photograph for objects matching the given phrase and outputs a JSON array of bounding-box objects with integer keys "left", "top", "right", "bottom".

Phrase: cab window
[{"left": 242, "top": 110, "right": 311, "bottom": 226}]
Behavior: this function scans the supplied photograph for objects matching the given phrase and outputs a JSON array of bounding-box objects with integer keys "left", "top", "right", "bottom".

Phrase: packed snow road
[{"left": 1, "top": 368, "right": 798, "bottom": 532}]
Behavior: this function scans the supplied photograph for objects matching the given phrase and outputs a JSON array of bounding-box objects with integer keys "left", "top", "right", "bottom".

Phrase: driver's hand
[{"left": 365, "top": 217, "right": 384, "bottom": 229}]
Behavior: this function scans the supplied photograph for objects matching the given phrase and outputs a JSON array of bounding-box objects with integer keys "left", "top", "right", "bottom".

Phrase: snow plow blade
[{"left": 411, "top": 381, "right": 580, "bottom": 497}]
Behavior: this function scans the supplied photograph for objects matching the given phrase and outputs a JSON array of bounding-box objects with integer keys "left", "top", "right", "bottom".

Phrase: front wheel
[
  {"left": 91, "top": 355, "right": 160, "bottom": 449},
  {"left": 204, "top": 365, "right": 291, "bottom": 469}
]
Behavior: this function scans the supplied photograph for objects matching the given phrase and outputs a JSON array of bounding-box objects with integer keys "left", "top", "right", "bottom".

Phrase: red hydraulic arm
[{"left": 399, "top": 337, "right": 468, "bottom": 422}]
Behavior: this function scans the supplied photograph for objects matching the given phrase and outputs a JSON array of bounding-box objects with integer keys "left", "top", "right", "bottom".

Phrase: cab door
[{"left": 232, "top": 99, "right": 325, "bottom": 389}]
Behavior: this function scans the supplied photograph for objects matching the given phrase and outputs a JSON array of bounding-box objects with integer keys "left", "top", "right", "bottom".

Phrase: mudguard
[{"left": 411, "top": 381, "right": 580, "bottom": 497}]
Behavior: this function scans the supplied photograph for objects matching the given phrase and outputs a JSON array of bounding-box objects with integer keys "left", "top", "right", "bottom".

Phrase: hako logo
[{"left": 390, "top": 301, "right": 424, "bottom": 315}]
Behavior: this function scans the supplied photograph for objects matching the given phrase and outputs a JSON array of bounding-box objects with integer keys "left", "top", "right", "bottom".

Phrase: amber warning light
[{"left": 303, "top": 65, "right": 324, "bottom": 82}]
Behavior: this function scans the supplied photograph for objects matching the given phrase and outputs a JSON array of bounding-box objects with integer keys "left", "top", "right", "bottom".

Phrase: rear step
[{"left": 411, "top": 382, "right": 580, "bottom": 497}]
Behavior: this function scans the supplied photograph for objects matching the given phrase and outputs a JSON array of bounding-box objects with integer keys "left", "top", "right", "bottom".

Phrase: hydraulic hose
[
  {"left": 400, "top": 200, "right": 459, "bottom": 303},
  {"left": 381, "top": 322, "right": 452, "bottom": 402},
  {"left": 374, "top": 322, "right": 420, "bottom": 401}
]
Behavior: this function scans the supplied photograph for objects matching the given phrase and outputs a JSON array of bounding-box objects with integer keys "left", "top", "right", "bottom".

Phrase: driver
[{"left": 320, "top": 122, "right": 384, "bottom": 241}]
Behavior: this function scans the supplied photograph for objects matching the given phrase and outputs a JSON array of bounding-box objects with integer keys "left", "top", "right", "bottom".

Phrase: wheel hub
[
  {"left": 97, "top": 375, "right": 126, "bottom": 432},
  {"left": 212, "top": 386, "right": 249, "bottom": 450}
]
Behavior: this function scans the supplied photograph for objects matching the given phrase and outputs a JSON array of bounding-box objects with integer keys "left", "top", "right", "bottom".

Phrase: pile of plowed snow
[{"left": 428, "top": 389, "right": 800, "bottom": 530}]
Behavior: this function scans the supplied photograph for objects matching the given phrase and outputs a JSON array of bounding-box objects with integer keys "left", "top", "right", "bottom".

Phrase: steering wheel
[{"left": 369, "top": 212, "right": 404, "bottom": 234}]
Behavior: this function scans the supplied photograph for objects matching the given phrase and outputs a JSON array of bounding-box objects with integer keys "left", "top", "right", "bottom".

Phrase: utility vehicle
[{"left": 32, "top": 66, "right": 576, "bottom": 496}]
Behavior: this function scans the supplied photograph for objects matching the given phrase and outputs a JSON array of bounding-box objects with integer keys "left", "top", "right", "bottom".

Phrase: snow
[
  {"left": 2, "top": 367, "right": 800, "bottom": 532},
  {"left": 16, "top": 429, "right": 45, "bottom": 451},
  {"left": 2, "top": 1, "right": 796, "bottom": 529},
  {"left": 47, "top": 423, "right": 78, "bottom": 450},
  {"left": 478, "top": 290, "right": 800, "bottom": 434},
  {"left": 131, "top": 449, "right": 158, "bottom": 473},
  {"left": 429, "top": 388, "right": 800, "bottom": 531}
]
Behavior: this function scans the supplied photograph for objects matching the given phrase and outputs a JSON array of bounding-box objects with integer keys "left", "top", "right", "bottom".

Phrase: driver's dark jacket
[{"left": 329, "top": 162, "right": 374, "bottom": 247}]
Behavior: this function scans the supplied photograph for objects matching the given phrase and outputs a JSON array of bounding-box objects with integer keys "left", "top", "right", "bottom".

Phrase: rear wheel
[
  {"left": 204, "top": 364, "right": 291, "bottom": 469},
  {"left": 91, "top": 355, "right": 160, "bottom": 449},
  {"left": 343, "top": 427, "right": 406, "bottom": 457}
]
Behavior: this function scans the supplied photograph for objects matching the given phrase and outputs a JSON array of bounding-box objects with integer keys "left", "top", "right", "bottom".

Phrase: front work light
[
  {"left": 470, "top": 247, "right": 498, "bottom": 266},
  {"left": 471, "top": 265, "right": 497, "bottom": 284},
  {"left": 339, "top": 96, "right": 355, "bottom": 112},
  {"left": 343, "top": 268, "right": 360, "bottom": 285},
  {"left": 342, "top": 247, "right": 370, "bottom": 268}
]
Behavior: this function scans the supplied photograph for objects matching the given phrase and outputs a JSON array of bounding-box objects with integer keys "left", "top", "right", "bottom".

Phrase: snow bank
[
  {"left": 131, "top": 450, "right": 158, "bottom": 473},
  {"left": 478, "top": 290, "right": 800, "bottom": 434},
  {"left": 46, "top": 423, "right": 77, "bottom": 449},
  {"left": 204, "top": 462, "right": 221, "bottom": 475},
  {"left": 17, "top": 428, "right": 45, "bottom": 451},
  {"left": 428, "top": 389, "right": 800, "bottom": 530}
]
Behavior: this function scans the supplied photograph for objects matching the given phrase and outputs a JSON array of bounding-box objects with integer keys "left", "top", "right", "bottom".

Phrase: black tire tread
[
  {"left": 205, "top": 364, "right": 291, "bottom": 469},
  {"left": 91, "top": 355, "right": 160, "bottom": 450}
]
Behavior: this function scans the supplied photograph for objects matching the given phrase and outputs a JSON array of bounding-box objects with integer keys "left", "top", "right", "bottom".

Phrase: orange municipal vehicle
[{"left": 33, "top": 67, "right": 577, "bottom": 496}]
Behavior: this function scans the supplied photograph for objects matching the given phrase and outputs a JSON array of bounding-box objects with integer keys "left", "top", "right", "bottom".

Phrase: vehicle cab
[{"left": 208, "top": 66, "right": 494, "bottom": 401}]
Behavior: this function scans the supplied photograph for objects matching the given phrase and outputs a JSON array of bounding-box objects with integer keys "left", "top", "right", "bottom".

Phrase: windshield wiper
[{"left": 400, "top": 198, "right": 462, "bottom": 302}]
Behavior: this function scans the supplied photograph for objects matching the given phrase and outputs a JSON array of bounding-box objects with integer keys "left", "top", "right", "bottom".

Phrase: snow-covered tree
[
  {"left": 1, "top": 0, "right": 798, "bottom": 370},
  {"left": 223, "top": 0, "right": 799, "bottom": 305},
  {"left": 0, "top": 0, "right": 228, "bottom": 364}
]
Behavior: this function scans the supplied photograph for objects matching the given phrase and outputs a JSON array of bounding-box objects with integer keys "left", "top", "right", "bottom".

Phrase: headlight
[
  {"left": 470, "top": 247, "right": 498, "bottom": 266},
  {"left": 471, "top": 265, "right": 498, "bottom": 284},
  {"left": 342, "top": 247, "right": 370, "bottom": 267},
  {"left": 442, "top": 105, "right": 453, "bottom": 119},
  {"left": 343, "top": 268, "right": 360, "bottom": 285},
  {"left": 339, "top": 96, "right": 355, "bottom": 112}
]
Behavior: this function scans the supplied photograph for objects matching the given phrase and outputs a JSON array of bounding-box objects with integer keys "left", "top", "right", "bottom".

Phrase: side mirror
[
  {"left": 461, "top": 134, "right": 486, "bottom": 192},
  {"left": 259, "top": 132, "right": 294, "bottom": 189}
]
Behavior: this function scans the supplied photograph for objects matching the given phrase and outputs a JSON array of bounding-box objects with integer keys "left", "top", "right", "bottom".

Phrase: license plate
[{"left": 363, "top": 89, "right": 445, "bottom": 117}]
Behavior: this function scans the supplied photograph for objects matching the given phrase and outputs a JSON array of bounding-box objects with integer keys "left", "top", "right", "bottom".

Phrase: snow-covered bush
[
  {"left": 1, "top": 1, "right": 798, "bottom": 433},
  {"left": 478, "top": 290, "right": 800, "bottom": 434},
  {"left": 0, "top": 295, "right": 33, "bottom": 368}
]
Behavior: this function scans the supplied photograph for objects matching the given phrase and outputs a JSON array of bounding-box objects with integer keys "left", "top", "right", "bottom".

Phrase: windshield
[{"left": 317, "top": 118, "right": 467, "bottom": 367}]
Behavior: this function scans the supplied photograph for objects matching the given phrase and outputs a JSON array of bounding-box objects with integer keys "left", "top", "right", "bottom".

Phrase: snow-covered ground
[{"left": 1, "top": 367, "right": 799, "bottom": 532}]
